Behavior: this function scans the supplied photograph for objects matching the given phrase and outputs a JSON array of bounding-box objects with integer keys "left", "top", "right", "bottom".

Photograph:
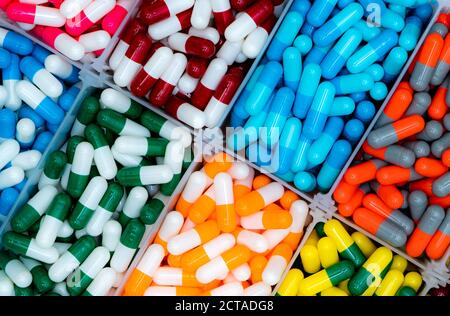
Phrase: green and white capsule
[
  {"left": 110, "top": 219, "right": 145, "bottom": 272},
  {"left": 67, "top": 142, "right": 94, "bottom": 198},
  {"left": 100, "top": 88, "right": 142, "bottom": 119},
  {"left": 114, "top": 136, "right": 169, "bottom": 157},
  {"left": 60, "top": 136, "right": 85, "bottom": 191},
  {"left": 69, "top": 176, "right": 108, "bottom": 230},
  {"left": 38, "top": 151, "right": 67, "bottom": 189},
  {"left": 140, "top": 192, "right": 171, "bottom": 225},
  {"left": 97, "top": 109, "right": 150, "bottom": 137},
  {"left": 48, "top": 235, "right": 97, "bottom": 283},
  {"left": 164, "top": 140, "right": 185, "bottom": 175},
  {"left": 85, "top": 124, "right": 117, "bottom": 180},
  {"left": 20, "top": 257, "right": 55, "bottom": 293},
  {"left": 86, "top": 183, "right": 124, "bottom": 237},
  {"left": 52, "top": 282, "right": 70, "bottom": 296},
  {"left": 0, "top": 271, "right": 14, "bottom": 296},
  {"left": 71, "top": 96, "right": 101, "bottom": 137},
  {"left": 0, "top": 252, "right": 32, "bottom": 288},
  {"left": 140, "top": 111, "right": 192, "bottom": 148},
  {"left": 35, "top": 192, "right": 72, "bottom": 248},
  {"left": 57, "top": 220, "right": 74, "bottom": 239},
  {"left": 118, "top": 186, "right": 148, "bottom": 226},
  {"left": 117, "top": 165, "right": 173, "bottom": 186},
  {"left": 75, "top": 229, "right": 88, "bottom": 239},
  {"left": 102, "top": 220, "right": 122, "bottom": 252},
  {"left": 53, "top": 242, "right": 72, "bottom": 256},
  {"left": 111, "top": 145, "right": 147, "bottom": 167},
  {"left": 14, "top": 284, "right": 34, "bottom": 296},
  {"left": 66, "top": 246, "right": 110, "bottom": 296},
  {"left": 2, "top": 232, "right": 59, "bottom": 264},
  {"left": 11, "top": 185, "right": 58, "bottom": 233},
  {"left": 82, "top": 267, "right": 117, "bottom": 296}
]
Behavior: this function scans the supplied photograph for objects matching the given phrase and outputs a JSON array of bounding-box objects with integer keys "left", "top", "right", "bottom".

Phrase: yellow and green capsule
[
  {"left": 297, "top": 260, "right": 355, "bottom": 296},
  {"left": 351, "top": 231, "right": 376, "bottom": 258},
  {"left": 390, "top": 255, "right": 408, "bottom": 273},
  {"left": 396, "top": 271, "right": 422, "bottom": 296},
  {"left": 300, "top": 244, "right": 321, "bottom": 274},
  {"left": 320, "top": 286, "right": 349, "bottom": 296},
  {"left": 324, "top": 219, "right": 365, "bottom": 268},
  {"left": 305, "top": 230, "right": 319, "bottom": 246},
  {"left": 375, "top": 269, "right": 404, "bottom": 296},
  {"left": 317, "top": 237, "right": 339, "bottom": 269},
  {"left": 276, "top": 268, "right": 304, "bottom": 296},
  {"left": 348, "top": 247, "right": 393, "bottom": 296},
  {"left": 360, "top": 259, "right": 392, "bottom": 296}
]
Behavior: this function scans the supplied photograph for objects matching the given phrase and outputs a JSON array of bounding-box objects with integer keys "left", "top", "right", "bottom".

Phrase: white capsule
[
  {"left": 243, "top": 26, "right": 268, "bottom": 59},
  {"left": 11, "top": 150, "right": 41, "bottom": 171},
  {"left": 113, "top": 136, "right": 148, "bottom": 156},
  {"left": 236, "top": 229, "right": 268, "bottom": 253},
  {"left": 44, "top": 54, "right": 77, "bottom": 82},
  {"left": 29, "top": 64, "right": 64, "bottom": 99},
  {"left": 57, "top": 220, "right": 74, "bottom": 238},
  {"left": 113, "top": 54, "right": 141, "bottom": 88},
  {"left": 49, "top": 251, "right": 80, "bottom": 282},
  {"left": 227, "top": 162, "right": 250, "bottom": 180},
  {"left": 160, "top": 53, "right": 187, "bottom": 87},
  {"left": 173, "top": 101, "right": 207, "bottom": 129},
  {"left": 139, "top": 165, "right": 174, "bottom": 185},
  {"left": 60, "top": 0, "right": 91, "bottom": 19},
  {"left": 235, "top": 52, "right": 248, "bottom": 63},
  {"left": 262, "top": 253, "right": 289, "bottom": 286},
  {"left": 263, "top": 228, "right": 290, "bottom": 250},
  {"left": 84, "top": 267, "right": 117, "bottom": 296},
  {"left": 79, "top": 30, "right": 111, "bottom": 53},
  {"left": 159, "top": 121, "right": 192, "bottom": 148},
  {"left": 93, "top": 145, "right": 117, "bottom": 180},
  {"left": 16, "top": 22, "right": 35, "bottom": 31},
  {"left": 100, "top": 88, "right": 135, "bottom": 114},
  {"left": 156, "top": 211, "right": 184, "bottom": 244},
  {"left": 110, "top": 242, "right": 136, "bottom": 273},
  {"left": 102, "top": 220, "right": 122, "bottom": 252},
  {"left": 0, "top": 139, "right": 20, "bottom": 170},
  {"left": 111, "top": 145, "right": 144, "bottom": 167},
  {"left": 178, "top": 171, "right": 209, "bottom": 205},
  {"left": 73, "top": 246, "right": 110, "bottom": 281},
  {"left": 3, "top": 258, "right": 32, "bottom": 288},
  {"left": 135, "top": 244, "right": 164, "bottom": 278},
  {"left": 0, "top": 166, "right": 25, "bottom": 190},
  {"left": 217, "top": 40, "right": 243, "bottom": 65},
  {"left": 36, "top": 214, "right": 65, "bottom": 248},
  {"left": 53, "top": 282, "right": 70, "bottom": 296},
  {"left": 25, "top": 239, "right": 59, "bottom": 264},
  {"left": 148, "top": 15, "right": 186, "bottom": 41},
  {"left": 122, "top": 186, "right": 148, "bottom": 220},
  {"left": 16, "top": 118, "right": 36, "bottom": 147},
  {"left": 178, "top": 72, "right": 199, "bottom": 95},
  {"left": 77, "top": 176, "right": 108, "bottom": 213},
  {"left": 0, "top": 271, "right": 14, "bottom": 296},
  {"left": 188, "top": 26, "right": 220, "bottom": 44},
  {"left": 3, "top": 77, "right": 21, "bottom": 111},
  {"left": 33, "top": 5, "right": 65, "bottom": 27}
]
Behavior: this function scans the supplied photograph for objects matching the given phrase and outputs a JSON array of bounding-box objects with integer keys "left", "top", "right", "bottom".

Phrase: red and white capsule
[
  {"left": 191, "top": 0, "right": 212, "bottom": 30},
  {"left": 168, "top": 33, "right": 216, "bottom": 59},
  {"left": 242, "top": 15, "right": 276, "bottom": 59},
  {"left": 139, "top": 0, "right": 194, "bottom": 25},
  {"left": 165, "top": 96, "right": 206, "bottom": 129},
  {"left": 148, "top": 9, "right": 193, "bottom": 41},
  {"left": 210, "top": 0, "right": 235, "bottom": 35}
]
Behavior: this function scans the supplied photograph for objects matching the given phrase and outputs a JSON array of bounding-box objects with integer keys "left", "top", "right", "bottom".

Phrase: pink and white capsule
[
  {"left": 78, "top": 30, "right": 111, "bottom": 53},
  {"left": 59, "top": 0, "right": 91, "bottom": 19},
  {"left": 7, "top": 3, "right": 65, "bottom": 27}
]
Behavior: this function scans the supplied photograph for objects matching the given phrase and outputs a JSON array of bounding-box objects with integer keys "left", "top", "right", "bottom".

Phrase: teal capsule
[
  {"left": 383, "top": 47, "right": 408, "bottom": 82},
  {"left": 283, "top": 47, "right": 302, "bottom": 91},
  {"left": 293, "top": 63, "right": 322, "bottom": 119},
  {"left": 400, "top": 16, "right": 422, "bottom": 51},
  {"left": 273, "top": 117, "right": 302, "bottom": 175},
  {"left": 308, "top": 117, "right": 344, "bottom": 166},
  {"left": 329, "top": 97, "right": 355, "bottom": 116},
  {"left": 293, "top": 35, "right": 313, "bottom": 56},
  {"left": 294, "top": 171, "right": 317, "bottom": 192}
]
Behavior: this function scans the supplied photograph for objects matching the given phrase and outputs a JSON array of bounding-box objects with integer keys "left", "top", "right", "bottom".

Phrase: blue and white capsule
[
  {"left": 0, "top": 27, "right": 33, "bottom": 56},
  {"left": 3, "top": 54, "right": 22, "bottom": 111}
]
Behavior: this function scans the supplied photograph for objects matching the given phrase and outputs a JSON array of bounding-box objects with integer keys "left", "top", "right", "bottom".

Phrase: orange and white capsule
[
  {"left": 175, "top": 171, "right": 209, "bottom": 217},
  {"left": 202, "top": 281, "right": 244, "bottom": 296},
  {"left": 283, "top": 200, "right": 309, "bottom": 250},
  {"left": 196, "top": 245, "right": 251, "bottom": 284},
  {"left": 250, "top": 255, "right": 267, "bottom": 283},
  {"left": 122, "top": 244, "right": 164, "bottom": 296},
  {"left": 262, "top": 243, "right": 293, "bottom": 286},
  {"left": 154, "top": 211, "right": 184, "bottom": 252},
  {"left": 231, "top": 263, "right": 251, "bottom": 281},
  {"left": 244, "top": 281, "right": 272, "bottom": 296},
  {"left": 153, "top": 267, "right": 203, "bottom": 287},
  {"left": 227, "top": 162, "right": 250, "bottom": 180},
  {"left": 180, "top": 233, "right": 236, "bottom": 272},
  {"left": 188, "top": 185, "right": 216, "bottom": 224},
  {"left": 144, "top": 286, "right": 201, "bottom": 296},
  {"left": 233, "top": 167, "right": 254, "bottom": 198},
  {"left": 233, "top": 227, "right": 268, "bottom": 253},
  {"left": 214, "top": 172, "right": 236, "bottom": 233},
  {"left": 235, "top": 182, "right": 285, "bottom": 216},
  {"left": 202, "top": 152, "right": 234, "bottom": 180},
  {"left": 167, "top": 220, "right": 220, "bottom": 256},
  {"left": 240, "top": 209, "right": 292, "bottom": 230}
]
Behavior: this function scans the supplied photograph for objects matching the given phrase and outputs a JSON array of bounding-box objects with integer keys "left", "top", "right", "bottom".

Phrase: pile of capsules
[
  {"left": 107, "top": 0, "right": 286, "bottom": 129},
  {"left": 0, "top": 27, "right": 82, "bottom": 218},
  {"left": 0, "top": 89, "right": 194, "bottom": 296},
  {"left": 227, "top": 0, "right": 433, "bottom": 194},
  {"left": 0, "top": 0, "right": 134, "bottom": 61},
  {"left": 334, "top": 12, "right": 450, "bottom": 261},
  {"left": 277, "top": 220, "right": 424, "bottom": 296},
  {"left": 121, "top": 152, "right": 310, "bottom": 296}
]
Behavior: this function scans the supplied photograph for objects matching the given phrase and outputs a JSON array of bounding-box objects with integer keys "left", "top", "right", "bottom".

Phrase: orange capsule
[
  {"left": 376, "top": 166, "right": 422, "bottom": 185},
  {"left": 249, "top": 255, "right": 267, "bottom": 283},
  {"left": 263, "top": 203, "right": 283, "bottom": 211},
  {"left": 437, "top": 12, "right": 448, "bottom": 26},
  {"left": 371, "top": 182, "right": 404, "bottom": 210},
  {"left": 442, "top": 149, "right": 450, "bottom": 167},
  {"left": 203, "top": 152, "right": 233, "bottom": 179},
  {"left": 344, "top": 159, "right": 386, "bottom": 185},
  {"left": 201, "top": 279, "right": 222, "bottom": 292},
  {"left": 415, "top": 157, "right": 448, "bottom": 178},
  {"left": 428, "top": 81, "right": 448, "bottom": 120},
  {"left": 333, "top": 180, "right": 358, "bottom": 204},
  {"left": 338, "top": 188, "right": 365, "bottom": 217},
  {"left": 252, "top": 174, "right": 271, "bottom": 189},
  {"left": 280, "top": 190, "right": 300, "bottom": 210},
  {"left": 409, "top": 178, "right": 434, "bottom": 196}
]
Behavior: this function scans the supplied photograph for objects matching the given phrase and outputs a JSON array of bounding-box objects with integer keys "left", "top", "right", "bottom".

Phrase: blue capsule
[
  {"left": 261, "top": 87, "right": 295, "bottom": 148},
  {"left": 58, "top": 82, "right": 81, "bottom": 111},
  {"left": 383, "top": 47, "right": 408, "bottom": 83},
  {"left": 313, "top": 3, "right": 364, "bottom": 47},
  {"left": 354, "top": 20, "right": 381, "bottom": 42},
  {"left": 370, "top": 82, "right": 388, "bottom": 101},
  {"left": 267, "top": 12, "right": 304, "bottom": 62},
  {"left": 307, "top": 0, "right": 338, "bottom": 27},
  {"left": 331, "top": 73, "right": 374, "bottom": 95},
  {"left": 291, "top": 0, "right": 311, "bottom": 18},
  {"left": 18, "top": 106, "right": 45, "bottom": 130},
  {"left": 338, "top": 0, "right": 355, "bottom": 9},
  {"left": 246, "top": 141, "right": 272, "bottom": 169},
  {"left": 411, "top": 3, "right": 433, "bottom": 22},
  {"left": 358, "top": 0, "right": 405, "bottom": 31},
  {"left": 32, "top": 131, "right": 53, "bottom": 153},
  {"left": 303, "top": 82, "right": 335, "bottom": 140},
  {"left": 0, "top": 27, "right": 34, "bottom": 55},
  {"left": 245, "top": 61, "right": 282, "bottom": 116},
  {"left": 347, "top": 29, "right": 399, "bottom": 74},
  {"left": 47, "top": 122, "right": 60, "bottom": 134},
  {"left": 0, "top": 47, "right": 11, "bottom": 69},
  {"left": 2, "top": 53, "right": 21, "bottom": 81},
  {"left": 230, "top": 65, "right": 264, "bottom": 127},
  {"left": 300, "top": 22, "right": 316, "bottom": 37},
  {"left": 274, "top": 117, "right": 302, "bottom": 174},
  {"left": 0, "top": 108, "right": 16, "bottom": 141},
  {"left": 283, "top": 47, "right": 302, "bottom": 91},
  {"left": 321, "top": 28, "right": 363, "bottom": 79},
  {"left": 291, "top": 135, "right": 313, "bottom": 173},
  {"left": 343, "top": 118, "right": 365, "bottom": 144},
  {"left": 355, "top": 101, "right": 376, "bottom": 123},
  {"left": 399, "top": 16, "right": 422, "bottom": 52},
  {"left": 317, "top": 139, "right": 352, "bottom": 191},
  {"left": 350, "top": 92, "right": 367, "bottom": 103},
  {"left": 275, "top": 169, "right": 296, "bottom": 182},
  {"left": 364, "top": 64, "right": 384, "bottom": 82},
  {"left": 293, "top": 35, "right": 313, "bottom": 56},
  {"left": 329, "top": 97, "right": 355, "bottom": 116},
  {"left": 0, "top": 188, "right": 19, "bottom": 216},
  {"left": 293, "top": 63, "right": 321, "bottom": 119},
  {"left": 308, "top": 117, "right": 344, "bottom": 166},
  {"left": 294, "top": 171, "right": 317, "bottom": 192},
  {"left": 304, "top": 43, "right": 333, "bottom": 66}
]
